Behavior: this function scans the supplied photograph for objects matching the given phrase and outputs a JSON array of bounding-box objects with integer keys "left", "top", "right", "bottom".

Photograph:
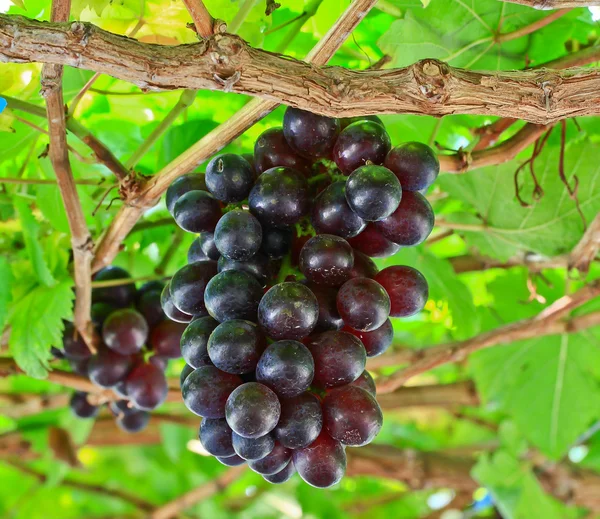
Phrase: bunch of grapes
[
  {"left": 58, "top": 266, "right": 186, "bottom": 433},
  {"left": 164, "top": 107, "right": 438, "bottom": 487}
]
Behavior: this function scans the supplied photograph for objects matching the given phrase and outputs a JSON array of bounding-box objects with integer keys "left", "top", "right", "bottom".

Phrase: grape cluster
[
  {"left": 58, "top": 266, "right": 186, "bottom": 433},
  {"left": 165, "top": 107, "right": 438, "bottom": 487}
]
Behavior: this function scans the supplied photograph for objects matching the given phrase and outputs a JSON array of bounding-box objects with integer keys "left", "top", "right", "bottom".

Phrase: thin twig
[
  {"left": 496, "top": 9, "right": 572, "bottom": 43},
  {"left": 569, "top": 213, "right": 600, "bottom": 273},
  {"left": 182, "top": 0, "right": 215, "bottom": 37},
  {"left": 0, "top": 177, "right": 104, "bottom": 186}
]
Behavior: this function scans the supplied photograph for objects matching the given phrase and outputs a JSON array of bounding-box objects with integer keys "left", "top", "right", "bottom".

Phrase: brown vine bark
[
  {"left": 499, "top": 0, "right": 599, "bottom": 8},
  {"left": 1, "top": 15, "right": 600, "bottom": 124}
]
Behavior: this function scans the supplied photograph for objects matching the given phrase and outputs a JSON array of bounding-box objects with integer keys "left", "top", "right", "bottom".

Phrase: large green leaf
[{"left": 0, "top": 258, "right": 12, "bottom": 334}]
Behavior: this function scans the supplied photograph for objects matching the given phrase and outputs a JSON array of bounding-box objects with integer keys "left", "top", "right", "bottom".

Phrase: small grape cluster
[
  {"left": 164, "top": 108, "right": 438, "bottom": 487},
  {"left": 58, "top": 267, "right": 186, "bottom": 433}
]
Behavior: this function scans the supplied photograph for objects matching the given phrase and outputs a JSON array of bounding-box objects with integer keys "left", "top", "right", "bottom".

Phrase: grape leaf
[
  {"left": 470, "top": 333, "right": 600, "bottom": 459},
  {"left": 0, "top": 258, "right": 12, "bottom": 334},
  {"left": 8, "top": 279, "right": 74, "bottom": 378}
]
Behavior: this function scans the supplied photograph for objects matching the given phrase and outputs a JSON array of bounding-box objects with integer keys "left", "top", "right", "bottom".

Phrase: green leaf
[
  {"left": 0, "top": 258, "right": 12, "bottom": 333},
  {"left": 471, "top": 333, "right": 600, "bottom": 458},
  {"left": 14, "top": 198, "right": 56, "bottom": 287},
  {"left": 8, "top": 279, "right": 74, "bottom": 378}
]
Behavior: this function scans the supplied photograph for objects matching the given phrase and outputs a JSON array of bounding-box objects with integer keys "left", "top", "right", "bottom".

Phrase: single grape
[
  {"left": 199, "top": 418, "right": 235, "bottom": 457},
  {"left": 333, "top": 120, "right": 391, "bottom": 175},
  {"left": 51, "top": 346, "right": 65, "bottom": 359},
  {"left": 232, "top": 432, "right": 275, "bottom": 461},
  {"left": 337, "top": 277, "right": 390, "bottom": 332},
  {"left": 160, "top": 282, "right": 193, "bottom": 323},
  {"left": 173, "top": 190, "right": 221, "bottom": 233},
  {"left": 248, "top": 442, "right": 291, "bottom": 475},
  {"left": 384, "top": 142, "right": 440, "bottom": 191},
  {"left": 208, "top": 320, "right": 265, "bottom": 374},
  {"left": 261, "top": 227, "right": 293, "bottom": 259},
  {"left": 182, "top": 365, "right": 242, "bottom": 418},
  {"left": 113, "top": 379, "right": 128, "bottom": 398},
  {"left": 256, "top": 340, "right": 314, "bottom": 398},
  {"left": 126, "top": 361, "right": 168, "bottom": 411},
  {"left": 374, "top": 191, "right": 434, "bottom": 246},
  {"left": 136, "top": 290, "right": 164, "bottom": 329},
  {"left": 214, "top": 209, "right": 262, "bottom": 261},
  {"left": 136, "top": 281, "right": 165, "bottom": 301},
  {"left": 306, "top": 331, "right": 366, "bottom": 388},
  {"left": 68, "top": 357, "right": 90, "bottom": 377},
  {"left": 311, "top": 181, "right": 366, "bottom": 238},
  {"left": 283, "top": 107, "right": 340, "bottom": 159},
  {"left": 205, "top": 153, "right": 255, "bottom": 203},
  {"left": 242, "top": 153, "right": 257, "bottom": 177},
  {"left": 62, "top": 322, "right": 92, "bottom": 360},
  {"left": 309, "top": 284, "right": 344, "bottom": 332},
  {"left": 149, "top": 354, "right": 168, "bottom": 371},
  {"left": 293, "top": 432, "right": 346, "bottom": 488},
  {"left": 116, "top": 409, "right": 150, "bottom": 433},
  {"left": 170, "top": 261, "right": 218, "bottom": 316},
  {"left": 253, "top": 127, "right": 311, "bottom": 175},
  {"left": 91, "top": 302, "right": 116, "bottom": 331},
  {"left": 274, "top": 392, "right": 322, "bottom": 449},
  {"left": 217, "top": 454, "right": 246, "bottom": 466},
  {"left": 92, "top": 266, "right": 136, "bottom": 308},
  {"left": 102, "top": 308, "right": 149, "bottom": 355},
  {"left": 249, "top": 167, "right": 309, "bottom": 228},
  {"left": 299, "top": 234, "right": 354, "bottom": 287},
  {"left": 166, "top": 173, "right": 207, "bottom": 214},
  {"left": 109, "top": 399, "right": 134, "bottom": 416},
  {"left": 70, "top": 392, "right": 99, "bottom": 419},
  {"left": 340, "top": 115, "right": 383, "bottom": 129},
  {"left": 180, "top": 316, "right": 218, "bottom": 368},
  {"left": 149, "top": 320, "right": 186, "bottom": 358},
  {"left": 348, "top": 224, "right": 400, "bottom": 258},
  {"left": 345, "top": 165, "right": 402, "bottom": 221},
  {"left": 180, "top": 364, "right": 194, "bottom": 386},
  {"left": 263, "top": 461, "right": 296, "bottom": 484},
  {"left": 350, "top": 370, "right": 377, "bottom": 396},
  {"left": 225, "top": 382, "right": 281, "bottom": 439},
  {"left": 187, "top": 233, "right": 220, "bottom": 263},
  {"left": 348, "top": 249, "right": 379, "bottom": 279},
  {"left": 88, "top": 347, "right": 132, "bottom": 388},
  {"left": 204, "top": 270, "right": 263, "bottom": 322},
  {"left": 344, "top": 318, "right": 393, "bottom": 357},
  {"left": 258, "top": 282, "right": 319, "bottom": 340},
  {"left": 218, "top": 252, "right": 269, "bottom": 287},
  {"left": 323, "top": 385, "right": 382, "bottom": 446},
  {"left": 375, "top": 266, "right": 429, "bottom": 317}
]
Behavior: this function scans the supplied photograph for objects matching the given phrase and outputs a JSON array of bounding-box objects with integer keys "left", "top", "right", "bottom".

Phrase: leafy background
[{"left": 1, "top": 0, "right": 599, "bottom": 517}]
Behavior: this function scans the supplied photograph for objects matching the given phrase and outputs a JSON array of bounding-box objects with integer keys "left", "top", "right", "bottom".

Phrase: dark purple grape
[
  {"left": 217, "top": 454, "right": 246, "bottom": 466},
  {"left": 173, "top": 190, "right": 221, "bottom": 233},
  {"left": 208, "top": 320, "right": 265, "bottom": 374},
  {"left": 348, "top": 250, "right": 379, "bottom": 279},
  {"left": 214, "top": 210, "right": 262, "bottom": 261},
  {"left": 337, "top": 278, "right": 390, "bottom": 332},
  {"left": 283, "top": 107, "right": 340, "bottom": 159},
  {"left": 102, "top": 309, "right": 149, "bottom": 355},
  {"left": 299, "top": 234, "right": 354, "bottom": 287},
  {"left": 218, "top": 252, "right": 269, "bottom": 287},
  {"left": 51, "top": 346, "right": 65, "bottom": 359},
  {"left": 242, "top": 153, "right": 257, "bottom": 176},
  {"left": 149, "top": 320, "right": 186, "bottom": 358},
  {"left": 306, "top": 331, "right": 366, "bottom": 388},
  {"left": 256, "top": 340, "right": 314, "bottom": 398},
  {"left": 348, "top": 225, "right": 400, "bottom": 258},
  {"left": 68, "top": 356, "right": 90, "bottom": 377},
  {"left": 311, "top": 181, "right": 366, "bottom": 238},
  {"left": 258, "top": 282, "right": 318, "bottom": 340},
  {"left": 92, "top": 266, "right": 136, "bottom": 308},
  {"left": 345, "top": 165, "right": 402, "bottom": 221},
  {"left": 180, "top": 316, "right": 218, "bottom": 368},
  {"left": 232, "top": 432, "right": 275, "bottom": 461},
  {"left": 248, "top": 442, "right": 291, "bottom": 475},
  {"left": 113, "top": 379, "right": 128, "bottom": 398},
  {"left": 293, "top": 432, "right": 346, "bottom": 488},
  {"left": 225, "top": 382, "right": 281, "bottom": 439},
  {"left": 249, "top": 167, "right": 309, "bottom": 228},
  {"left": 170, "top": 261, "right": 218, "bottom": 316},
  {"left": 275, "top": 392, "right": 322, "bottom": 449},
  {"left": 340, "top": 115, "right": 383, "bottom": 129},
  {"left": 375, "top": 266, "right": 428, "bottom": 317},
  {"left": 149, "top": 354, "right": 168, "bottom": 371},
  {"left": 187, "top": 233, "right": 220, "bottom": 263},
  {"left": 344, "top": 318, "right": 393, "bottom": 357},
  {"left": 62, "top": 322, "right": 91, "bottom": 360},
  {"left": 374, "top": 191, "right": 434, "bottom": 246},
  {"left": 333, "top": 120, "right": 391, "bottom": 175},
  {"left": 263, "top": 461, "right": 296, "bottom": 484},
  {"left": 136, "top": 281, "right": 165, "bottom": 300},
  {"left": 204, "top": 270, "right": 263, "bottom": 322},
  {"left": 166, "top": 173, "right": 207, "bottom": 214},
  {"left": 323, "top": 385, "right": 382, "bottom": 446},
  {"left": 206, "top": 154, "right": 254, "bottom": 203},
  {"left": 260, "top": 227, "right": 293, "bottom": 259},
  {"left": 110, "top": 399, "right": 134, "bottom": 416},
  {"left": 384, "top": 142, "right": 440, "bottom": 191},
  {"left": 88, "top": 347, "right": 132, "bottom": 388},
  {"left": 116, "top": 409, "right": 150, "bottom": 433},
  {"left": 309, "top": 284, "right": 344, "bottom": 332},
  {"left": 350, "top": 370, "right": 377, "bottom": 396},
  {"left": 199, "top": 418, "right": 235, "bottom": 457},
  {"left": 126, "top": 362, "right": 168, "bottom": 411},
  {"left": 70, "top": 392, "right": 99, "bottom": 418},
  {"left": 182, "top": 366, "right": 242, "bottom": 418},
  {"left": 160, "top": 282, "right": 193, "bottom": 323},
  {"left": 91, "top": 302, "right": 116, "bottom": 331},
  {"left": 254, "top": 127, "right": 311, "bottom": 175},
  {"left": 136, "top": 290, "right": 164, "bottom": 329},
  {"left": 180, "top": 364, "right": 194, "bottom": 386}
]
